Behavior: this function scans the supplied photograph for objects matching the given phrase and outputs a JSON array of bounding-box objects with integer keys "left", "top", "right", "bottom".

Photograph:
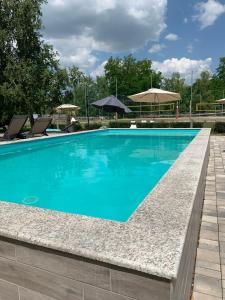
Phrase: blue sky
[{"left": 42, "top": 0, "right": 225, "bottom": 82}]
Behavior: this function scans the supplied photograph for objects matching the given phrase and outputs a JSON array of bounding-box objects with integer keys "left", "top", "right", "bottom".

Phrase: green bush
[
  {"left": 170, "top": 122, "right": 190, "bottom": 128},
  {"left": 83, "top": 122, "right": 102, "bottom": 130},
  {"left": 193, "top": 122, "right": 204, "bottom": 128},
  {"left": 108, "top": 120, "right": 207, "bottom": 129},
  {"left": 49, "top": 124, "right": 57, "bottom": 129},
  {"left": 214, "top": 122, "right": 225, "bottom": 133},
  {"left": 108, "top": 121, "right": 130, "bottom": 128}
]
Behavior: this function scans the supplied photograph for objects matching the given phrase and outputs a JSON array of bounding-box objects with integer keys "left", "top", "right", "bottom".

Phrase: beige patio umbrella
[
  {"left": 55, "top": 104, "right": 80, "bottom": 113},
  {"left": 129, "top": 88, "right": 181, "bottom": 119},
  {"left": 128, "top": 88, "right": 181, "bottom": 103},
  {"left": 216, "top": 98, "right": 225, "bottom": 113},
  {"left": 55, "top": 104, "right": 80, "bottom": 126},
  {"left": 216, "top": 98, "right": 225, "bottom": 104}
]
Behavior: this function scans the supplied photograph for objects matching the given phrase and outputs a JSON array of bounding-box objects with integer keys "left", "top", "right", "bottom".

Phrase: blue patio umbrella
[{"left": 91, "top": 96, "right": 131, "bottom": 114}]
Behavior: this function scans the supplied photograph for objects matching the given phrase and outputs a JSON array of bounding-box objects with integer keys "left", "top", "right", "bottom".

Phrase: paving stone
[
  {"left": 201, "top": 222, "right": 219, "bottom": 232},
  {"left": 202, "top": 216, "right": 217, "bottom": 223},
  {"left": 204, "top": 205, "right": 217, "bottom": 210},
  {"left": 216, "top": 185, "right": 225, "bottom": 192},
  {"left": 218, "top": 211, "right": 225, "bottom": 218},
  {"left": 200, "top": 230, "right": 219, "bottom": 241},
  {"left": 195, "top": 267, "right": 221, "bottom": 279},
  {"left": 195, "top": 260, "right": 221, "bottom": 272},
  {"left": 219, "top": 242, "right": 225, "bottom": 253},
  {"left": 219, "top": 232, "right": 225, "bottom": 242},
  {"left": 194, "top": 274, "right": 222, "bottom": 297},
  {"left": 192, "top": 291, "right": 222, "bottom": 300},
  {"left": 217, "top": 192, "right": 225, "bottom": 200},
  {"left": 205, "top": 200, "right": 217, "bottom": 205},
  {"left": 204, "top": 211, "right": 218, "bottom": 218},
  {"left": 218, "top": 218, "right": 225, "bottom": 224},
  {"left": 199, "top": 239, "right": 219, "bottom": 252},
  {"left": 197, "top": 249, "right": 220, "bottom": 264},
  {"left": 217, "top": 201, "right": 225, "bottom": 206},
  {"left": 220, "top": 265, "right": 225, "bottom": 279},
  {"left": 219, "top": 224, "right": 225, "bottom": 232},
  {"left": 205, "top": 197, "right": 217, "bottom": 202}
]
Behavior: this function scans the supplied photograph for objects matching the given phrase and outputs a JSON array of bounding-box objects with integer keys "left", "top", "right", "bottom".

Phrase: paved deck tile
[{"left": 193, "top": 136, "right": 225, "bottom": 300}]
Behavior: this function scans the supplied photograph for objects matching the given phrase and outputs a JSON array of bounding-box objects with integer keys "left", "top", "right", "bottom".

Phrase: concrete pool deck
[{"left": 0, "top": 128, "right": 210, "bottom": 299}]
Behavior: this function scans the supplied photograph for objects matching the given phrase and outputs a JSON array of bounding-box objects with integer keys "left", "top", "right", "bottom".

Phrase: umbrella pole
[{"left": 157, "top": 94, "right": 160, "bottom": 117}]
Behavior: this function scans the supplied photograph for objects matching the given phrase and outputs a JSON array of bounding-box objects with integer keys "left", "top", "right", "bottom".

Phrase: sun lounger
[
  {"left": 62, "top": 123, "right": 77, "bottom": 133},
  {"left": 20, "top": 117, "right": 52, "bottom": 138},
  {"left": 0, "top": 115, "right": 28, "bottom": 141},
  {"left": 130, "top": 120, "right": 137, "bottom": 128}
]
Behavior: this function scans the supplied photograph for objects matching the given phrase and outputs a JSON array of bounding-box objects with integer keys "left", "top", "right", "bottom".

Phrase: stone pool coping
[{"left": 0, "top": 128, "right": 210, "bottom": 280}]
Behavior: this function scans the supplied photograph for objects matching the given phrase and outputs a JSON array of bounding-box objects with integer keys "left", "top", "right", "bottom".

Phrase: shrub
[
  {"left": 83, "top": 122, "right": 102, "bottom": 130},
  {"left": 108, "top": 120, "right": 206, "bottom": 129},
  {"left": 73, "top": 123, "right": 83, "bottom": 131},
  {"left": 193, "top": 122, "right": 204, "bottom": 128},
  {"left": 108, "top": 121, "right": 130, "bottom": 128},
  {"left": 170, "top": 122, "right": 190, "bottom": 128},
  {"left": 49, "top": 124, "right": 57, "bottom": 129},
  {"left": 214, "top": 122, "right": 225, "bottom": 133}
]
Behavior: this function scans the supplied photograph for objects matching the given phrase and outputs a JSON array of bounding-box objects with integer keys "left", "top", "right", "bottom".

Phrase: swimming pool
[{"left": 0, "top": 129, "right": 199, "bottom": 221}]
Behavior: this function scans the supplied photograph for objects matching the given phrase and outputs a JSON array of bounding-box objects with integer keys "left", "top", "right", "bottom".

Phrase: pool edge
[{"left": 0, "top": 128, "right": 210, "bottom": 283}]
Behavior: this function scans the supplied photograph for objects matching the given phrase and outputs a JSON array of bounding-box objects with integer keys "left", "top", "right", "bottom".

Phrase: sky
[{"left": 42, "top": 0, "right": 225, "bottom": 82}]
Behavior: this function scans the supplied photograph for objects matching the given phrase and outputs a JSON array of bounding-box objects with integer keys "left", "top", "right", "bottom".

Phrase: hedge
[
  {"left": 214, "top": 122, "right": 225, "bottom": 133},
  {"left": 108, "top": 121, "right": 204, "bottom": 129},
  {"left": 108, "top": 121, "right": 225, "bottom": 133}
]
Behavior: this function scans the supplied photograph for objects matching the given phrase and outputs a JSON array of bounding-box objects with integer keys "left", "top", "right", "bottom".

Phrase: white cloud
[
  {"left": 165, "top": 33, "right": 179, "bottom": 41},
  {"left": 149, "top": 44, "right": 166, "bottom": 54},
  {"left": 194, "top": 0, "right": 225, "bottom": 29},
  {"left": 42, "top": 0, "right": 167, "bottom": 68},
  {"left": 45, "top": 35, "right": 100, "bottom": 70},
  {"left": 152, "top": 57, "right": 212, "bottom": 83},
  {"left": 91, "top": 61, "right": 107, "bottom": 78},
  {"left": 184, "top": 17, "right": 188, "bottom": 23}
]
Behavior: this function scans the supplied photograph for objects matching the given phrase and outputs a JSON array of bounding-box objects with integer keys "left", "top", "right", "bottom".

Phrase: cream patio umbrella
[
  {"left": 55, "top": 104, "right": 80, "bottom": 126},
  {"left": 216, "top": 98, "right": 225, "bottom": 114},
  {"left": 128, "top": 88, "right": 181, "bottom": 103},
  {"left": 55, "top": 104, "right": 80, "bottom": 113},
  {"left": 216, "top": 98, "right": 225, "bottom": 104},
  {"left": 128, "top": 88, "right": 181, "bottom": 118}
]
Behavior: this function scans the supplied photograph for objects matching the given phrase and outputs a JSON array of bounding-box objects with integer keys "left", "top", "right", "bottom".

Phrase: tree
[
  {"left": 217, "top": 57, "right": 225, "bottom": 85},
  {"left": 192, "top": 71, "right": 213, "bottom": 108},
  {"left": 0, "top": 0, "right": 68, "bottom": 124},
  {"left": 104, "top": 55, "right": 162, "bottom": 102},
  {"left": 95, "top": 76, "right": 110, "bottom": 100},
  {"left": 162, "top": 72, "right": 186, "bottom": 92},
  {"left": 162, "top": 73, "right": 189, "bottom": 112},
  {"left": 210, "top": 57, "right": 225, "bottom": 100}
]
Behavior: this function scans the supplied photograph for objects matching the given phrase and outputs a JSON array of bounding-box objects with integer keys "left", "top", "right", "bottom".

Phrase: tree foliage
[
  {"left": 0, "top": 0, "right": 225, "bottom": 122},
  {"left": 104, "top": 55, "right": 162, "bottom": 101},
  {"left": 0, "top": 0, "right": 68, "bottom": 124}
]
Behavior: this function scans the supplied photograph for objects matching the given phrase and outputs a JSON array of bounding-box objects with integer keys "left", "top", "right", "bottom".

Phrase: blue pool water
[{"left": 0, "top": 129, "right": 199, "bottom": 221}]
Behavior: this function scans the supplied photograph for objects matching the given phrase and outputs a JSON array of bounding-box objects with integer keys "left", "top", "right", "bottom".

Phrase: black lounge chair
[
  {"left": 20, "top": 117, "right": 52, "bottom": 138},
  {"left": 0, "top": 115, "right": 28, "bottom": 141},
  {"left": 62, "top": 122, "right": 78, "bottom": 133}
]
